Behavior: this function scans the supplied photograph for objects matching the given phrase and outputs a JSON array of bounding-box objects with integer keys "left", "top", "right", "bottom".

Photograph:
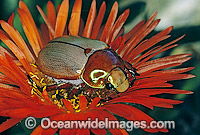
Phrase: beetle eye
[{"left": 105, "top": 83, "right": 114, "bottom": 90}]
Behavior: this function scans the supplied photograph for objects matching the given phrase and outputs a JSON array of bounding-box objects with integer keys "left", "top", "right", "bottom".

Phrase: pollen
[{"left": 27, "top": 65, "right": 105, "bottom": 113}]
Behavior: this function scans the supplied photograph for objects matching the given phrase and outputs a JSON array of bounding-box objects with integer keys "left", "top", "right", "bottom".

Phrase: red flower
[{"left": 0, "top": 0, "right": 194, "bottom": 134}]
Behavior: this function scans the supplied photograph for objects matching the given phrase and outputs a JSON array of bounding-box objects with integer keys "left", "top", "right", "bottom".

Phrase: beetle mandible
[{"left": 37, "top": 36, "right": 137, "bottom": 93}]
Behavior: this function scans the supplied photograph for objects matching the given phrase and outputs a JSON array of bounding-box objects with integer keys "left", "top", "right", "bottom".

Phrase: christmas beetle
[{"left": 37, "top": 36, "right": 138, "bottom": 94}]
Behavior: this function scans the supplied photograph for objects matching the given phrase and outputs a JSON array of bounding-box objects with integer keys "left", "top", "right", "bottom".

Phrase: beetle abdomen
[
  {"left": 37, "top": 36, "right": 109, "bottom": 79},
  {"left": 38, "top": 42, "right": 86, "bottom": 79}
]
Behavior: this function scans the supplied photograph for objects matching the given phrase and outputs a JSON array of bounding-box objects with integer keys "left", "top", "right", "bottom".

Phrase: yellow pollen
[
  {"left": 74, "top": 104, "right": 79, "bottom": 110},
  {"left": 75, "top": 109, "right": 81, "bottom": 113},
  {"left": 31, "top": 88, "right": 34, "bottom": 95},
  {"left": 40, "top": 78, "right": 46, "bottom": 85},
  {"left": 52, "top": 95, "right": 56, "bottom": 99},
  {"left": 67, "top": 111, "right": 70, "bottom": 113},
  {"left": 31, "top": 64, "right": 37, "bottom": 68},
  {"left": 80, "top": 91, "right": 84, "bottom": 96},
  {"left": 97, "top": 103, "right": 103, "bottom": 107},
  {"left": 56, "top": 90, "right": 59, "bottom": 95},
  {"left": 29, "top": 72, "right": 39, "bottom": 80},
  {"left": 27, "top": 68, "right": 103, "bottom": 112},
  {"left": 64, "top": 93, "right": 68, "bottom": 99},
  {"left": 73, "top": 95, "right": 78, "bottom": 99},
  {"left": 32, "top": 82, "right": 37, "bottom": 89},
  {"left": 42, "top": 86, "right": 47, "bottom": 92}
]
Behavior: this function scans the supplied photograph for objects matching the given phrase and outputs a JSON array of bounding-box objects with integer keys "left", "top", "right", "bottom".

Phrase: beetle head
[
  {"left": 105, "top": 67, "right": 129, "bottom": 92},
  {"left": 82, "top": 66, "right": 129, "bottom": 93}
]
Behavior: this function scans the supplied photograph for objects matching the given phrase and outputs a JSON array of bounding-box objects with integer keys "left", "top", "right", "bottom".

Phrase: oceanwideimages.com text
[{"left": 24, "top": 117, "right": 175, "bottom": 131}]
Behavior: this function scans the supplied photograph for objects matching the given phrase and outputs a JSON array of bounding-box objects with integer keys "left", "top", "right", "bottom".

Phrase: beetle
[{"left": 37, "top": 36, "right": 138, "bottom": 95}]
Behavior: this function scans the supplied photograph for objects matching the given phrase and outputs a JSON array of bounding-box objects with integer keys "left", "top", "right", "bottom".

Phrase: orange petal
[
  {"left": 135, "top": 44, "right": 177, "bottom": 66},
  {"left": 40, "top": 23, "right": 50, "bottom": 44},
  {"left": 42, "top": 90, "right": 54, "bottom": 105},
  {"left": 79, "top": 96, "right": 87, "bottom": 112},
  {"left": 103, "top": 104, "right": 168, "bottom": 132},
  {"left": 1, "top": 21, "right": 35, "bottom": 63},
  {"left": 138, "top": 53, "right": 191, "bottom": 69},
  {"left": 19, "top": 1, "right": 45, "bottom": 49},
  {"left": 0, "top": 45, "right": 16, "bottom": 59},
  {"left": 0, "top": 30, "right": 31, "bottom": 72},
  {"left": 0, "top": 118, "right": 22, "bottom": 133},
  {"left": 110, "top": 36, "right": 126, "bottom": 51},
  {"left": 62, "top": 99, "right": 74, "bottom": 113},
  {"left": 36, "top": 5, "right": 55, "bottom": 39},
  {"left": 130, "top": 88, "right": 193, "bottom": 95},
  {"left": 118, "top": 20, "right": 145, "bottom": 54},
  {"left": 30, "top": 125, "right": 43, "bottom": 135},
  {"left": 151, "top": 74, "right": 195, "bottom": 81},
  {"left": 143, "top": 67, "right": 195, "bottom": 77},
  {"left": 137, "top": 54, "right": 192, "bottom": 74},
  {"left": 18, "top": 9, "right": 41, "bottom": 57},
  {"left": 78, "top": 18, "right": 84, "bottom": 35},
  {"left": 91, "top": 1, "right": 106, "bottom": 39},
  {"left": 0, "top": 74, "right": 17, "bottom": 85},
  {"left": 0, "top": 54, "right": 11, "bottom": 68},
  {"left": 107, "top": 9, "right": 129, "bottom": 43},
  {"left": 55, "top": 0, "right": 69, "bottom": 38},
  {"left": 0, "top": 65, "right": 30, "bottom": 95},
  {"left": 8, "top": 13, "right": 14, "bottom": 27},
  {"left": 88, "top": 97, "right": 100, "bottom": 111},
  {"left": 122, "top": 19, "right": 161, "bottom": 60},
  {"left": 123, "top": 20, "right": 145, "bottom": 41},
  {"left": 135, "top": 35, "right": 185, "bottom": 66},
  {"left": 47, "top": 1, "right": 56, "bottom": 29},
  {"left": 5, "top": 53, "right": 27, "bottom": 80},
  {"left": 56, "top": 5, "right": 60, "bottom": 14},
  {"left": 121, "top": 12, "right": 158, "bottom": 58},
  {"left": 128, "top": 26, "right": 173, "bottom": 62},
  {"left": 68, "top": 0, "right": 82, "bottom": 36},
  {"left": 82, "top": 0, "right": 96, "bottom": 38},
  {"left": 100, "top": 1, "right": 118, "bottom": 43}
]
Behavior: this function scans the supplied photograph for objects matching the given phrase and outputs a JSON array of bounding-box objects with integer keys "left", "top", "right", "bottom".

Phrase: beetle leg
[
  {"left": 123, "top": 61, "right": 140, "bottom": 87},
  {"left": 104, "top": 88, "right": 120, "bottom": 99},
  {"left": 100, "top": 97, "right": 114, "bottom": 102},
  {"left": 113, "top": 89, "right": 120, "bottom": 97}
]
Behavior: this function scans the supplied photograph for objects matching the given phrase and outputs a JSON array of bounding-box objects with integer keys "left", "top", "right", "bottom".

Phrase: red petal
[
  {"left": 31, "top": 125, "right": 43, "bottom": 135},
  {"left": 79, "top": 96, "right": 87, "bottom": 112},
  {"left": 19, "top": 1, "right": 44, "bottom": 49},
  {"left": 137, "top": 55, "right": 191, "bottom": 74},
  {"left": 55, "top": 0, "right": 69, "bottom": 37},
  {"left": 88, "top": 97, "right": 100, "bottom": 111},
  {"left": 103, "top": 104, "right": 168, "bottom": 132},
  {"left": 68, "top": 0, "right": 82, "bottom": 36},
  {"left": 122, "top": 19, "right": 161, "bottom": 60},
  {"left": 100, "top": 2, "right": 118, "bottom": 43},
  {"left": 40, "top": 23, "right": 50, "bottom": 44},
  {"left": 8, "top": 13, "right": 14, "bottom": 27},
  {"left": 62, "top": 99, "right": 74, "bottom": 113},
  {"left": 0, "top": 118, "right": 23, "bottom": 133},
  {"left": 37, "top": 5, "right": 55, "bottom": 38},
  {"left": 122, "top": 20, "right": 145, "bottom": 41},
  {"left": 91, "top": 1, "right": 106, "bottom": 39},
  {"left": 95, "top": 110, "right": 126, "bottom": 135},
  {"left": 107, "top": 9, "right": 129, "bottom": 43},
  {"left": 47, "top": 1, "right": 56, "bottom": 29},
  {"left": 82, "top": 0, "right": 96, "bottom": 38}
]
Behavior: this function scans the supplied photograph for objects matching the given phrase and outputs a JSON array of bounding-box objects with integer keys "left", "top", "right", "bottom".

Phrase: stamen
[
  {"left": 27, "top": 65, "right": 104, "bottom": 113},
  {"left": 29, "top": 72, "right": 39, "bottom": 80}
]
